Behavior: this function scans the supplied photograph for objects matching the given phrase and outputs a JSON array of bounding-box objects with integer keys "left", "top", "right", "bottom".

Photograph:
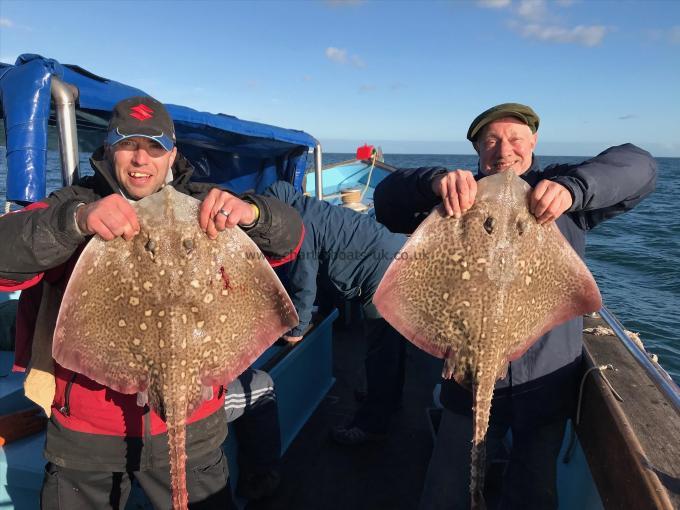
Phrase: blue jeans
[{"left": 419, "top": 409, "right": 567, "bottom": 510}]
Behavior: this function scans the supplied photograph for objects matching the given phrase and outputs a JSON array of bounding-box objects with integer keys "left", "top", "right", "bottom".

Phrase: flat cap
[{"left": 467, "top": 103, "right": 539, "bottom": 142}]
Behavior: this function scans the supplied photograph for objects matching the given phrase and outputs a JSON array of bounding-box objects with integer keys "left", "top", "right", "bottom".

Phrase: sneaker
[
  {"left": 236, "top": 469, "right": 281, "bottom": 500},
  {"left": 330, "top": 425, "right": 388, "bottom": 446}
]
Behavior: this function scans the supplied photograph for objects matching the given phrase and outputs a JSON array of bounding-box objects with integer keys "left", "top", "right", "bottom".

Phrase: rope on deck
[
  {"left": 359, "top": 152, "right": 377, "bottom": 201},
  {"left": 584, "top": 326, "right": 658, "bottom": 362},
  {"left": 563, "top": 364, "right": 622, "bottom": 464}
]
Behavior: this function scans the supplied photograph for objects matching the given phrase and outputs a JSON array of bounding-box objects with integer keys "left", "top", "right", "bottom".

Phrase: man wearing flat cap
[
  {"left": 0, "top": 95, "right": 304, "bottom": 509},
  {"left": 374, "top": 103, "right": 657, "bottom": 509}
]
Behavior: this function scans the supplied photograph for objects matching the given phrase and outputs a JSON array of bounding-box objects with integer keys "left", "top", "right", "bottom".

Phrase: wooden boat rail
[
  {"left": 598, "top": 306, "right": 680, "bottom": 413},
  {"left": 578, "top": 311, "right": 680, "bottom": 509}
]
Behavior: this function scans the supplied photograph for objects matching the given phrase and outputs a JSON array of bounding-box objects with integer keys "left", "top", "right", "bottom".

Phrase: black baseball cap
[
  {"left": 106, "top": 96, "right": 176, "bottom": 151},
  {"left": 467, "top": 103, "right": 540, "bottom": 142}
]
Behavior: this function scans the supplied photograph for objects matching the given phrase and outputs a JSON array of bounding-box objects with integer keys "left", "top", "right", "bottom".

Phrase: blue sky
[{"left": 1, "top": 0, "right": 679, "bottom": 156}]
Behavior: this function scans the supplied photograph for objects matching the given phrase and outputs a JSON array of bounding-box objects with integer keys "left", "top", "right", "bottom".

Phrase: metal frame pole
[{"left": 50, "top": 76, "right": 80, "bottom": 186}]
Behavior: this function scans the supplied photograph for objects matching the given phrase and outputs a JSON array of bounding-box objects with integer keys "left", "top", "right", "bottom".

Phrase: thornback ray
[
  {"left": 373, "top": 171, "right": 601, "bottom": 508},
  {"left": 52, "top": 186, "right": 299, "bottom": 510}
]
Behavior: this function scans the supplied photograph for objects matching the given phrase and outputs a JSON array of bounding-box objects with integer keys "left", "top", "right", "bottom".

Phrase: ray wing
[
  {"left": 373, "top": 206, "right": 475, "bottom": 360},
  {"left": 374, "top": 171, "right": 601, "bottom": 369},
  {"left": 54, "top": 187, "right": 298, "bottom": 396},
  {"left": 53, "top": 237, "right": 154, "bottom": 394},
  {"left": 499, "top": 219, "right": 602, "bottom": 360}
]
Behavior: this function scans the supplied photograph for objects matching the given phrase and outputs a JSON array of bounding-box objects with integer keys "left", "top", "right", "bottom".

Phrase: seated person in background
[
  {"left": 264, "top": 180, "right": 408, "bottom": 445},
  {"left": 225, "top": 368, "right": 281, "bottom": 501}
]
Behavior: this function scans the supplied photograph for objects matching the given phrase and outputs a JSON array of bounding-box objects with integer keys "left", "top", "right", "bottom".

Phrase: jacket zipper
[{"left": 59, "top": 373, "right": 77, "bottom": 416}]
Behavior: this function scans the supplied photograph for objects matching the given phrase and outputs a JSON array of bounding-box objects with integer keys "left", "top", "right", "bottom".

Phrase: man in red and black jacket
[{"left": 0, "top": 96, "right": 303, "bottom": 510}]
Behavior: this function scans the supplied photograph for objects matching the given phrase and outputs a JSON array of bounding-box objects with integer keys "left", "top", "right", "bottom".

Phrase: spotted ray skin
[
  {"left": 373, "top": 171, "right": 601, "bottom": 508},
  {"left": 53, "top": 186, "right": 298, "bottom": 510}
]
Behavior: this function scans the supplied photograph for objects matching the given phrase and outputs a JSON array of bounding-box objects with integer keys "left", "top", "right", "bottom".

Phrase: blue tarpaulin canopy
[{"left": 0, "top": 54, "right": 318, "bottom": 203}]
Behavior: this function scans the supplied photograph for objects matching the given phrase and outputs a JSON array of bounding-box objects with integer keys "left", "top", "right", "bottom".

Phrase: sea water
[{"left": 1, "top": 150, "right": 678, "bottom": 382}]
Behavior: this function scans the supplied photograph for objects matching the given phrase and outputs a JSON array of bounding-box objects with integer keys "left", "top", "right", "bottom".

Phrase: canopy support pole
[
  {"left": 50, "top": 77, "right": 80, "bottom": 186},
  {"left": 313, "top": 143, "right": 323, "bottom": 200}
]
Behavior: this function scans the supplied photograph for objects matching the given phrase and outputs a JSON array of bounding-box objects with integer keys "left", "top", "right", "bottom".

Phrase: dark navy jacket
[
  {"left": 264, "top": 181, "right": 407, "bottom": 337},
  {"left": 373, "top": 144, "right": 657, "bottom": 426}
]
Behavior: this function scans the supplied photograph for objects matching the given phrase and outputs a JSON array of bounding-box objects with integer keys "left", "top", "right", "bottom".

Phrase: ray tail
[
  {"left": 470, "top": 370, "right": 495, "bottom": 510},
  {"left": 165, "top": 404, "right": 189, "bottom": 510}
]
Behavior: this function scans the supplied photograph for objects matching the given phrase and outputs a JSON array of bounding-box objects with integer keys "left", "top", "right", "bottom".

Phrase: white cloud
[
  {"left": 669, "top": 26, "right": 680, "bottom": 44},
  {"left": 648, "top": 26, "right": 680, "bottom": 44},
  {"left": 0, "top": 17, "right": 32, "bottom": 31},
  {"left": 482, "top": 0, "right": 608, "bottom": 47},
  {"left": 325, "top": 47, "right": 347, "bottom": 64},
  {"left": 351, "top": 55, "right": 366, "bottom": 68},
  {"left": 517, "top": 0, "right": 547, "bottom": 22},
  {"left": 325, "top": 47, "right": 366, "bottom": 68},
  {"left": 519, "top": 23, "right": 607, "bottom": 46},
  {"left": 0, "top": 54, "right": 18, "bottom": 65},
  {"left": 477, "top": 0, "right": 511, "bottom": 8}
]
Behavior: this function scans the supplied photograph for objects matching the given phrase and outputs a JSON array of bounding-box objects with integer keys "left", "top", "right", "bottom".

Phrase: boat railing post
[
  {"left": 314, "top": 143, "right": 323, "bottom": 200},
  {"left": 50, "top": 76, "right": 80, "bottom": 187}
]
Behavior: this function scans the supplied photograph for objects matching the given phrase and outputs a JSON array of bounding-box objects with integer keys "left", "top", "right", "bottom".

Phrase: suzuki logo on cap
[{"left": 129, "top": 104, "right": 154, "bottom": 121}]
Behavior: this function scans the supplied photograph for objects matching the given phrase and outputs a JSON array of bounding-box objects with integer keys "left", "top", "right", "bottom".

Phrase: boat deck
[
  {"left": 250, "top": 309, "right": 680, "bottom": 510},
  {"left": 4, "top": 305, "right": 676, "bottom": 509},
  {"left": 243, "top": 308, "right": 606, "bottom": 510},
  {"left": 248, "top": 311, "right": 443, "bottom": 510}
]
